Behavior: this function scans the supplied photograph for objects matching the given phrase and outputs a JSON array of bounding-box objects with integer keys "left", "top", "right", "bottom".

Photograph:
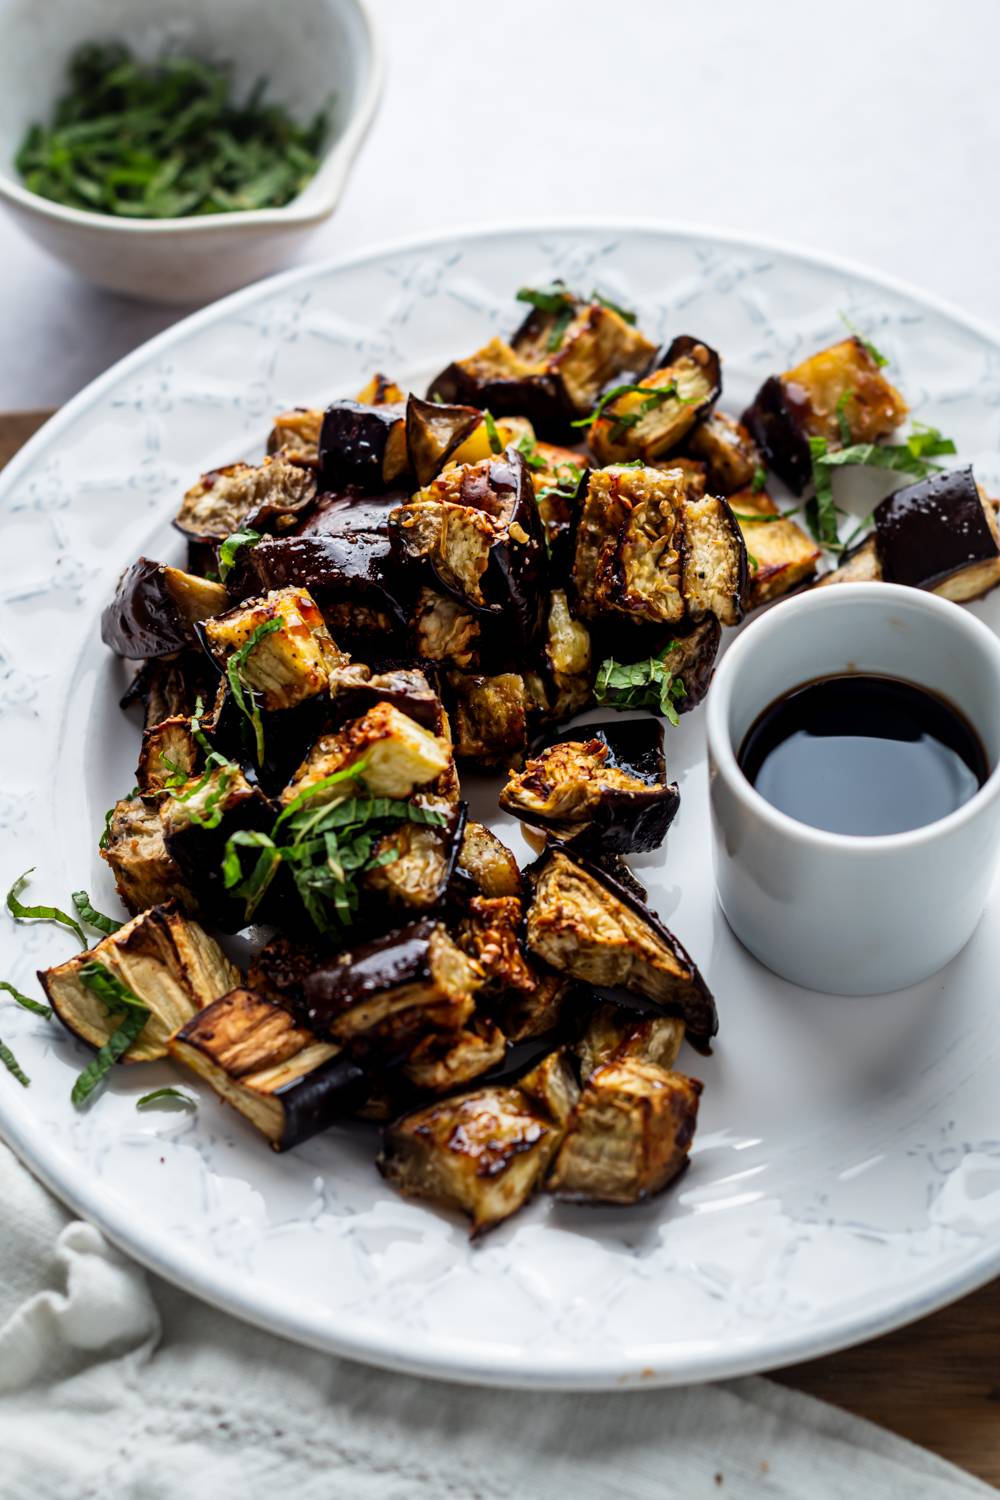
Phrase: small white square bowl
[{"left": 0, "top": 0, "right": 381, "bottom": 303}]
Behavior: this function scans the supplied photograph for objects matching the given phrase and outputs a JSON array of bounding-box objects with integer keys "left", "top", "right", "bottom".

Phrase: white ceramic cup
[{"left": 705, "top": 583, "right": 1000, "bottom": 994}]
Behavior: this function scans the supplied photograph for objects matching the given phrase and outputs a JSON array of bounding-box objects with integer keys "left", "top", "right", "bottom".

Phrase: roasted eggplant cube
[
  {"left": 525, "top": 847, "right": 717, "bottom": 1043},
  {"left": 318, "top": 400, "right": 408, "bottom": 491},
  {"left": 362, "top": 805, "right": 467, "bottom": 913},
  {"left": 378, "top": 1084, "right": 562, "bottom": 1234},
  {"left": 102, "top": 559, "right": 229, "bottom": 659},
  {"left": 732, "top": 487, "right": 822, "bottom": 607},
  {"left": 687, "top": 411, "right": 762, "bottom": 495},
  {"left": 247, "top": 932, "right": 326, "bottom": 1013},
  {"left": 500, "top": 722, "right": 679, "bottom": 854},
  {"left": 547, "top": 1060, "right": 702, "bottom": 1204},
  {"left": 281, "top": 703, "right": 452, "bottom": 804},
  {"left": 302, "top": 919, "right": 481, "bottom": 1044},
  {"left": 663, "top": 616, "right": 722, "bottom": 710},
  {"left": 427, "top": 336, "right": 571, "bottom": 438},
  {"left": 518, "top": 1046, "right": 581, "bottom": 1125},
  {"left": 169, "top": 988, "right": 368, "bottom": 1151},
  {"left": 327, "top": 666, "right": 445, "bottom": 735},
  {"left": 120, "top": 651, "right": 217, "bottom": 731},
  {"left": 573, "top": 465, "right": 685, "bottom": 626},
  {"left": 100, "top": 795, "right": 194, "bottom": 916},
  {"left": 512, "top": 300, "right": 656, "bottom": 415},
  {"left": 575, "top": 1001, "right": 685, "bottom": 1079},
  {"left": 543, "top": 590, "right": 592, "bottom": 720},
  {"left": 587, "top": 336, "right": 721, "bottom": 466},
  {"left": 355, "top": 372, "right": 405, "bottom": 406},
  {"left": 136, "top": 715, "right": 198, "bottom": 798},
  {"left": 391, "top": 448, "right": 549, "bottom": 651},
  {"left": 413, "top": 588, "right": 481, "bottom": 668},
  {"left": 815, "top": 533, "right": 881, "bottom": 587},
  {"left": 400, "top": 1020, "right": 507, "bottom": 1094},
  {"left": 405, "top": 394, "right": 482, "bottom": 486},
  {"left": 681, "top": 492, "right": 748, "bottom": 626},
  {"left": 447, "top": 670, "right": 528, "bottom": 766},
  {"left": 174, "top": 454, "right": 316, "bottom": 542},
  {"left": 874, "top": 466, "right": 1000, "bottom": 602},
  {"left": 266, "top": 407, "right": 324, "bottom": 463},
  {"left": 742, "top": 336, "right": 908, "bottom": 493},
  {"left": 39, "top": 903, "right": 239, "bottom": 1064},
  {"left": 202, "top": 586, "right": 338, "bottom": 712},
  {"left": 454, "top": 821, "right": 523, "bottom": 899},
  {"left": 457, "top": 896, "right": 536, "bottom": 995},
  {"left": 161, "top": 766, "right": 276, "bottom": 932}
]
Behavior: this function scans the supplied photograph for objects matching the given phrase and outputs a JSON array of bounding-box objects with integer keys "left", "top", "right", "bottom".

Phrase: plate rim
[{"left": 3, "top": 217, "right": 1000, "bottom": 1389}]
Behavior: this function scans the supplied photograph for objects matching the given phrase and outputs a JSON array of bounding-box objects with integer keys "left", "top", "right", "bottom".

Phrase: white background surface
[{"left": 2, "top": 0, "right": 999, "bottom": 412}]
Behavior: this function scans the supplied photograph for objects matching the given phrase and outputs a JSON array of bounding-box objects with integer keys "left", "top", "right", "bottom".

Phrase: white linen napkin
[{"left": 0, "top": 1140, "right": 988, "bottom": 1500}]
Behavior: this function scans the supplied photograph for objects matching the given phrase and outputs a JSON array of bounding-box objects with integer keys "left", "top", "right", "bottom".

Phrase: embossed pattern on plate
[{"left": 3, "top": 223, "right": 1000, "bottom": 1388}]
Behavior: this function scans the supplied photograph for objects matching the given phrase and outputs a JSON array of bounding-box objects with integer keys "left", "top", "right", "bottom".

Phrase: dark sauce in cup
[{"left": 737, "top": 674, "right": 988, "bottom": 836}]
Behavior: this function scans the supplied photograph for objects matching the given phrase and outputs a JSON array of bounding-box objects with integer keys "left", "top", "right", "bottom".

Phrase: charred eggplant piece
[
  {"left": 405, "top": 394, "right": 481, "bottom": 486},
  {"left": 136, "top": 715, "right": 198, "bottom": 798},
  {"left": 377, "top": 1081, "right": 565, "bottom": 1234},
  {"left": 318, "top": 401, "right": 408, "bottom": 491},
  {"left": 446, "top": 670, "right": 529, "bottom": 766},
  {"left": 247, "top": 933, "right": 325, "bottom": 1014},
  {"left": 453, "top": 821, "right": 523, "bottom": 899},
  {"left": 742, "top": 336, "right": 908, "bottom": 493},
  {"left": 587, "top": 336, "right": 721, "bottom": 466},
  {"left": 400, "top": 1019, "right": 507, "bottom": 1094},
  {"left": 660, "top": 616, "right": 721, "bottom": 711},
  {"left": 428, "top": 336, "right": 572, "bottom": 439},
  {"left": 815, "top": 533, "right": 881, "bottom": 587},
  {"left": 687, "top": 411, "right": 762, "bottom": 495},
  {"left": 161, "top": 766, "right": 275, "bottom": 932},
  {"left": 542, "top": 590, "right": 592, "bottom": 720},
  {"left": 355, "top": 373, "right": 405, "bottom": 406},
  {"left": 518, "top": 1046, "right": 581, "bottom": 1125},
  {"left": 39, "top": 903, "right": 239, "bottom": 1064},
  {"left": 201, "top": 586, "right": 339, "bottom": 712},
  {"left": 456, "top": 895, "right": 576, "bottom": 1043},
  {"left": 169, "top": 988, "right": 368, "bottom": 1150},
  {"left": 102, "top": 560, "right": 228, "bottom": 660},
  {"left": 512, "top": 297, "right": 656, "bottom": 416},
  {"left": 573, "top": 464, "right": 746, "bottom": 627},
  {"left": 362, "top": 803, "right": 467, "bottom": 914},
  {"left": 391, "top": 448, "right": 549, "bottom": 652},
  {"left": 281, "top": 703, "right": 453, "bottom": 804},
  {"left": 502, "top": 719, "right": 679, "bottom": 853},
  {"left": 525, "top": 846, "right": 717, "bottom": 1043},
  {"left": 731, "top": 487, "right": 821, "bottom": 607},
  {"left": 575, "top": 1000, "right": 685, "bottom": 1079},
  {"left": 120, "top": 651, "right": 217, "bottom": 730},
  {"left": 326, "top": 665, "right": 445, "bottom": 734},
  {"left": 100, "top": 795, "right": 194, "bottom": 916},
  {"left": 412, "top": 588, "right": 481, "bottom": 669},
  {"left": 174, "top": 454, "right": 316, "bottom": 543},
  {"left": 302, "top": 918, "right": 481, "bottom": 1044},
  {"left": 547, "top": 1059, "right": 702, "bottom": 1204},
  {"left": 875, "top": 466, "right": 1000, "bottom": 601},
  {"left": 267, "top": 408, "right": 324, "bottom": 463}
]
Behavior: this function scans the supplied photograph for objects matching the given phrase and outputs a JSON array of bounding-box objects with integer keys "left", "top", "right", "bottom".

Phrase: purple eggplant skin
[
  {"left": 101, "top": 558, "right": 228, "bottom": 660},
  {"left": 530, "top": 718, "right": 680, "bottom": 854},
  {"left": 526, "top": 842, "right": 718, "bottom": 1044},
  {"left": 318, "top": 401, "right": 408, "bottom": 492},
  {"left": 162, "top": 779, "right": 277, "bottom": 933},
  {"left": 301, "top": 917, "right": 440, "bottom": 1037},
  {"left": 875, "top": 466, "right": 999, "bottom": 592},
  {"left": 741, "top": 375, "right": 813, "bottom": 495},
  {"left": 427, "top": 362, "right": 576, "bottom": 443},
  {"left": 236, "top": 487, "right": 414, "bottom": 647},
  {"left": 327, "top": 666, "right": 445, "bottom": 734},
  {"left": 272, "top": 1051, "right": 371, "bottom": 1150}
]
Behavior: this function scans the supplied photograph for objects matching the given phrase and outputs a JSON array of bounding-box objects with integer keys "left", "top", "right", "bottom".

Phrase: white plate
[{"left": 3, "top": 222, "right": 1000, "bottom": 1391}]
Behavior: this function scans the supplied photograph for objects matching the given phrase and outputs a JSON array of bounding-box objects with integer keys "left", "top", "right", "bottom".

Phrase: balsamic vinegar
[{"left": 737, "top": 674, "right": 988, "bottom": 836}]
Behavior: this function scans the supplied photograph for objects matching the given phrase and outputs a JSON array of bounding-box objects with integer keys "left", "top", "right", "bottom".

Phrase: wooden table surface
[{"left": 3, "top": 408, "right": 999, "bottom": 1489}]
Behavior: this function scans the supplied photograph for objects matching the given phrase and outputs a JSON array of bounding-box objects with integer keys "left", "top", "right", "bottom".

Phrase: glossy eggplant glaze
[
  {"left": 271, "top": 1049, "right": 371, "bottom": 1148},
  {"left": 102, "top": 559, "right": 229, "bottom": 659},
  {"left": 741, "top": 374, "right": 813, "bottom": 494},
  {"left": 428, "top": 359, "right": 572, "bottom": 441},
  {"left": 302, "top": 918, "right": 441, "bottom": 1032},
  {"left": 319, "top": 401, "right": 408, "bottom": 491},
  {"left": 875, "top": 466, "right": 999, "bottom": 590}
]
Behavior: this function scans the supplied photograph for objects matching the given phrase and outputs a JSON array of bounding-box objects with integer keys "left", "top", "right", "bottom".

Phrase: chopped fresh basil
[
  {"left": 218, "top": 528, "right": 263, "bottom": 582},
  {"left": 137, "top": 1086, "right": 197, "bottom": 1111},
  {"left": 71, "top": 891, "right": 123, "bottom": 935},
  {"left": 750, "top": 465, "right": 767, "bottom": 494},
  {"left": 746, "top": 553, "right": 760, "bottom": 571},
  {"left": 835, "top": 389, "right": 854, "bottom": 446},
  {"left": 515, "top": 430, "right": 547, "bottom": 471},
  {"left": 0, "top": 1039, "right": 29, "bottom": 1087},
  {"left": 71, "top": 1006, "right": 149, "bottom": 1108},
  {"left": 806, "top": 437, "right": 842, "bottom": 549},
  {"left": 591, "top": 290, "right": 637, "bottom": 325},
  {"left": 571, "top": 382, "right": 690, "bottom": 440},
  {"left": 6, "top": 870, "right": 87, "bottom": 947},
  {"left": 482, "top": 409, "right": 504, "bottom": 455},
  {"left": 515, "top": 284, "right": 576, "bottom": 352},
  {"left": 594, "top": 648, "right": 686, "bottom": 727},
  {"left": 839, "top": 312, "right": 889, "bottom": 368},
  {"left": 226, "top": 617, "right": 282, "bottom": 763},
  {"left": 78, "top": 962, "right": 148, "bottom": 1014},
  {"left": 0, "top": 980, "right": 51, "bottom": 1018}
]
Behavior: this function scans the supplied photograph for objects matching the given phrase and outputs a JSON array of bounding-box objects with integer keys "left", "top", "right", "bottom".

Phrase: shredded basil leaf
[
  {"left": 816, "top": 440, "right": 950, "bottom": 481},
  {"left": 571, "top": 382, "right": 690, "bottom": 436},
  {"left": 226, "top": 617, "right": 282, "bottom": 763},
  {"left": 515, "top": 431, "right": 547, "bottom": 471},
  {"left": 835, "top": 389, "right": 854, "bottom": 446},
  {"left": 79, "top": 962, "right": 148, "bottom": 1014},
  {"left": 137, "top": 1086, "right": 196, "bottom": 1111},
  {"left": 0, "top": 980, "right": 52, "bottom": 1018},
  {"left": 71, "top": 1006, "right": 149, "bottom": 1108},
  {"left": 839, "top": 312, "right": 889, "bottom": 368},
  {"left": 0, "top": 1039, "right": 29, "bottom": 1087},
  {"left": 750, "top": 466, "right": 767, "bottom": 494},
  {"left": 591, "top": 290, "right": 637, "bottom": 325},
  {"left": 806, "top": 437, "right": 842, "bottom": 549},
  {"left": 593, "top": 648, "right": 686, "bottom": 728},
  {"left": 482, "top": 409, "right": 503, "bottom": 455},
  {"left": 218, "top": 528, "right": 263, "bottom": 582},
  {"left": 6, "top": 870, "right": 87, "bottom": 947},
  {"left": 71, "top": 891, "right": 123, "bottom": 935},
  {"left": 514, "top": 284, "right": 577, "bottom": 351}
]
